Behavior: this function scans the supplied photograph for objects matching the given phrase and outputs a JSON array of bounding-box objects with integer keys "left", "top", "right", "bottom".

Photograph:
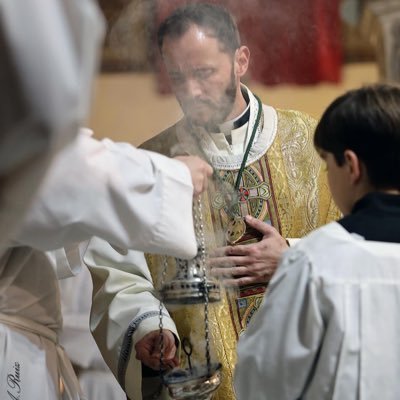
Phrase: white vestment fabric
[
  {"left": 0, "top": 236, "right": 180, "bottom": 400},
  {"left": 0, "top": 247, "right": 83, "bottom": 399},
  {"left": 0, "top": 0, "right": 104, "bottom": 250},
  {"left": 235, "top": 222, "right": 400, "bottom": 400},
  {"left": 0, "top": 2, "right": 197, "bottom": 260},
  {"left": 59, "top": 266, "right": 126, "bottom": 400},
  {"left": 14, "top": 130, "right": 197, "bottom": 260},
  {"left": 0, "top": 159, "right": 196, "bottom": 399},
  {"left": 84, "top": 237, "right": 178, "bottom": 400}
]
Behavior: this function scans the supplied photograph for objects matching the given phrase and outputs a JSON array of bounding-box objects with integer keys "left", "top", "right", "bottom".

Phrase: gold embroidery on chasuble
[
  {"left": 142, "top": 109, "right": 340, "bottom": 400},
  {"left": 210, "top": 156, "right": 282, "bottom": 339},
  {"left": 267, "top": 109, "right": 341, "bottom": 238}
]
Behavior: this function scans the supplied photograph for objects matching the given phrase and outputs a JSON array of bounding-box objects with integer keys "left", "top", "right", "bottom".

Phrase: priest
[{"left": 138, "top": 4, "right": 339, "bottom": 399}]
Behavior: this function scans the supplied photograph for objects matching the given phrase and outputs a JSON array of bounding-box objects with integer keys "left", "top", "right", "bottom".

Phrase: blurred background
[{"left": 88, "top": 0, "right": 400, "bottom": 146}]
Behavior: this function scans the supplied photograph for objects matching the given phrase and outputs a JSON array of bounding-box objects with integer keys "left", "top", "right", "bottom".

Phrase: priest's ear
[{"left": 234, "top": 46, "right": 250, "bottom": 78}]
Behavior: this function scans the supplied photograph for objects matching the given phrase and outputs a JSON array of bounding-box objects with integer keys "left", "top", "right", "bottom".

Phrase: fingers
[
  {"left": 244, "top": 215, "right": 277, "bottom": 236},
  {"left": 214, "top": 243, "right": 262, "bottom": 257},
  {"left": 208, "top": 255, "right": 252, "bottom": 268},
  {"left": 219, "top": 265, "right": 274, "bottom": 287},
  {"left": 210, "top": 265, "right": 248, "bottom": 279},
  {"left": 222, "top": 273, "right": 272, "bottom": 287},
  {"left": 211, "top": 265, "right": 276, "bottom": 283},
  {"left": 211, "top": 264, "right": 274, "bottom": 282},
  {"left": 139, "top": 354, "right": 177, "bottom": 371},
  {"left": 135, "top": 330, "right": 178, "bottom": 371},
  {"left": 163, "top": 340, "right": 178, "bottom": 360},
  {"left": 225, "top": 244, "right": 253, "bottom": 256},
  {"left": 175, "top": 155, "right": 213, "bottom": 196},
  {"left": 209, "top": 246, "right": 230, "bottom": 257},
  {"left": 209, "top": 244, "right": 253, "bottom": 258}
]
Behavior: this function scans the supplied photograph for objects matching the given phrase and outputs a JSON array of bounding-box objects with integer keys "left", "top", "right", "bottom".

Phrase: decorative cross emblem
[{"left": 238, "top": 187, "right": 250, "bottom": 202}]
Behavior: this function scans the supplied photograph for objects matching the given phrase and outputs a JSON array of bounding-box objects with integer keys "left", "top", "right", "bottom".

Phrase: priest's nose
[{"left": 185, "top": 78, "right": 203, "bottom": 98}]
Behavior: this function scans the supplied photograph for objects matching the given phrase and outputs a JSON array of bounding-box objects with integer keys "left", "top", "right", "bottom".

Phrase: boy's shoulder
[{"left": 287, "top": 222, "right": 400, "bottom": 280}]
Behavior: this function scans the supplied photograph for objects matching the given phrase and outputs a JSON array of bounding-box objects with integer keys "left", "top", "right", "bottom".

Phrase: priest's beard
[{"left": 183, "top": 68, "right": 237, "bottom": 132}]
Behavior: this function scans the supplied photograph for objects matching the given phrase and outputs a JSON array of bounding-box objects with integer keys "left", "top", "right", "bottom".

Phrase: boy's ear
[{"left": 344, "top": 149, "right": 362, "bottom": 184}]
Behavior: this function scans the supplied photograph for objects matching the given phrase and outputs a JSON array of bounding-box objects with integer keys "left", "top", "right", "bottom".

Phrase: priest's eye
[
  {"left": 194, "top": 69, "right": 214, "bottom": 80},
  {"left": 170, "top": 74, "right": 185, "bottom": 85}
]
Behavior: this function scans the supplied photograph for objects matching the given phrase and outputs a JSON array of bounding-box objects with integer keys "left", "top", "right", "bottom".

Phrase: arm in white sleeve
[
  {"left": 0, "top": 0, "right": 104, "bottom": 249},
  {"left": 234, "top": 249, "right": 324, "bottom": 400},
  {"left": 16, "top": 131, "right": 197, "bottom": 259},
  {"left": 84, "top": 237, "right": 178, "bottom": 400}
]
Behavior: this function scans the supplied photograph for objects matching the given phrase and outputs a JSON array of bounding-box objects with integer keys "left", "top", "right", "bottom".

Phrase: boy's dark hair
[
  {"left": 314, "top": 84, "right": 400, "bottom": 190},
  {"left": 157, "top": 3, "right": 240, "bottom": 55}
]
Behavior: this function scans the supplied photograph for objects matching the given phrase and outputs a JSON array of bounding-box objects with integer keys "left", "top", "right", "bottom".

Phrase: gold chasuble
[{"left": 141, "top": 89, "right": 339, "bottom": 400}]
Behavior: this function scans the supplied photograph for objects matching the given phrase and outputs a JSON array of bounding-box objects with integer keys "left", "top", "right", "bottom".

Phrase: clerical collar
[{"left": 218, "top": 90, "right": 251, "bottom": 136}]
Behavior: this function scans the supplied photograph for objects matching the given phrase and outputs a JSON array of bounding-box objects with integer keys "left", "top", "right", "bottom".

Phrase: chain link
[
  {"left": 159, "top": 196, "right": 212, "bottom": 378},
  {"left": 159, "top": 256, "right": 168, "bottom": 373},
  {"left": 195, "top": 196, "right": 212, "bottom": 372}
]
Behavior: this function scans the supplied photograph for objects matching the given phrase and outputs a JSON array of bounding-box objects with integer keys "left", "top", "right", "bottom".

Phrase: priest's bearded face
[{"left": 162, "top": 25, "right": 239, "bottom": 129}]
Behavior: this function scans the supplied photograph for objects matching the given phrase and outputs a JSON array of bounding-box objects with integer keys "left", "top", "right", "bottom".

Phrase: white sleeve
[
  {"left": 16, "top": 131, "right": 197, "bottom": 259},
  {"left": 0, "top": 0, "right": 103, "bottom": 249},
  {"left": 234, "top": 249, "right": 324, "bottom": 400},
  {"left": 84, "top": 237, "right": 178, "bottom": 400}
]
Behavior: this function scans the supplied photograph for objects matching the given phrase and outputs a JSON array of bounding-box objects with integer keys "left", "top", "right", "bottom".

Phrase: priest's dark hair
[
  {"left": 157, "top": 3, "right": 241, "bottom": 56},
  {"left": 314, "top": 83, "right": 400, "bottom": 190}
]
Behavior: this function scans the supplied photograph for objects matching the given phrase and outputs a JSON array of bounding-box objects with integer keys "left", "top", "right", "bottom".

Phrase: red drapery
[{"left": 154, "top": 0, "right": 342, "bottom": 93}]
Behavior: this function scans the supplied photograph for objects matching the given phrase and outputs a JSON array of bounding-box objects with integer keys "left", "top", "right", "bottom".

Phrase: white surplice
[
  {"left": 235, "top": 222, "right": 400, "bottom": 400},
  {"left": 59, "top": 265, "right": 126, "bottom": 400},
  {"left": 0, "top": 233, "right": 181, "bottom": 400},
  {"left": 0, "top": 2, "right": 198, "bottom": 261},
  {"left": 84, "top": 237, "right": 178, "bottom": 400},
  {"left": 0, "top": 247, "right": 84, "bottom": 400},
  {"left": 14, "top": 129, "right": 197, "bottom": 260},
  {"left": 0, "top": 0, "right": 103, "bottom": 250}
]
